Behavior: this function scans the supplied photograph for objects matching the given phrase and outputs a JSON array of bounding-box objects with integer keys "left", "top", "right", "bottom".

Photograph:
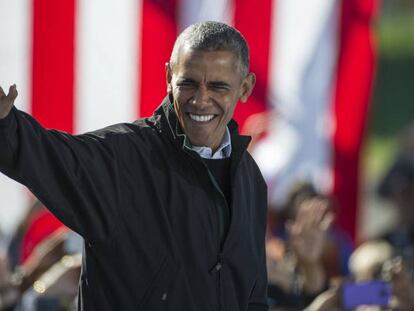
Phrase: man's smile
[{"left": 187, "top": 113, "right": 217, "bottom": 123}]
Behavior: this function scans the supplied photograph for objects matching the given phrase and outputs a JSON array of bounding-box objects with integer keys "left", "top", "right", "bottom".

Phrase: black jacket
[{"left": 0, "top": 96, "right": 268, "bottom": 311}]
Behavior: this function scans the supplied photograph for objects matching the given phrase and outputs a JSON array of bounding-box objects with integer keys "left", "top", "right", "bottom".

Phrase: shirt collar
[{"left": 184, "top": 127, "right": 232, "bottom": 159}]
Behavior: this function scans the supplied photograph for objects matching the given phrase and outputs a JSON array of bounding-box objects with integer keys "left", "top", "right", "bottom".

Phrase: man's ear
[
  {"left": 165, "top": 62, "right": 173, "bottom": 93},
  {"left": 239, "top": 73, "right": 256, "bottom": 103}
]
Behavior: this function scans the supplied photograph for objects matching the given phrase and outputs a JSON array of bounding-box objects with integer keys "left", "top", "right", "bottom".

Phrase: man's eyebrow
[
  {"left": 208, "top": 81, "right": 231, "bottom": 87},
  {"left": 177, "top": 77, "right": 198, "bottom": 84}
]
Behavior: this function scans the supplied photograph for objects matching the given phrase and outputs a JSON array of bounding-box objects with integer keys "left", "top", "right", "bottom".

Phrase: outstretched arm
[{"left": 0, "top": 84, "right": 125, "bottom": 243}]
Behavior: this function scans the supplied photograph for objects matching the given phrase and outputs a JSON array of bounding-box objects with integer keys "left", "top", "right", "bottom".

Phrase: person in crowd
[
  {"left": 304, "top": 128, "right": 414, "bottom": 311},
  {"left": 266, "top": 184, "right": 333, "bottom": 310},
  {"left": 16, "top": 252, "right": 82, "bottom": 311},
  {"left": 304, "top": 240, "right": 414, "bottom": 311},
  {"left": 0, "top": 21, "right": 267, "bottom": 310},
  {"left": 266, "top": 182, "right": 353, "bottom": 310},
  {"left": 19, "top": 207, "right": 67, "bottom": 265},
  {"left": 378, "top": 152, "right": 414, "bottom": 277},
  {"left": 7, "top": 200, "right": 44, "bottom": 272},
  {"left": 0, "top": 227, "right": 82, "bottom": 311},
  {"left": 0, "top": 199, "right": 78, "bottom": 310}
]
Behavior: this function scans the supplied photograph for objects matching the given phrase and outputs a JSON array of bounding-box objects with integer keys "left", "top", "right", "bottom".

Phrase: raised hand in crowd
[
  {"left": 383, "top": 257, "right": 414, "bottom": 311},
  {"left": 288, "top": 197, "right": 334, "bottom": 294},
  {"left": 0, "top": 85, "right": 17, "bottom": 119}
]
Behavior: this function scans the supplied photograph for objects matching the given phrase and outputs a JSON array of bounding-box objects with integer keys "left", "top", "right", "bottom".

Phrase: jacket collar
[{"left": 150, "top": 95, "right": 251, "bottom": 155}]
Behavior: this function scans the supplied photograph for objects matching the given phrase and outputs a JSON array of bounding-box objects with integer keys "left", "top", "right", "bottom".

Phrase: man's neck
[{"left": 185, "top": 127, "right": 232, "bottom": 159}]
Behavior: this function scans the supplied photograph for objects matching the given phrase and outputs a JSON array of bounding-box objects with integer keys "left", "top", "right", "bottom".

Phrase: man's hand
[{"left": 0, "top": 84, "right": 18, "bottom": 119}]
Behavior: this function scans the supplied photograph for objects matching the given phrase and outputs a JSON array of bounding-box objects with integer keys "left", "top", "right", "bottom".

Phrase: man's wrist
[{"left": 0, "top": 107, "right": 15, "bottom": 128}]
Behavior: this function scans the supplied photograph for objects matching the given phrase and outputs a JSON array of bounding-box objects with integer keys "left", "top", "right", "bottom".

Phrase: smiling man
[
  {"left": 168, "top": 30, "right": 256, "bottom": 153},
  {"left": 0, "top": 22, "right": 268, "bottom": 310}
]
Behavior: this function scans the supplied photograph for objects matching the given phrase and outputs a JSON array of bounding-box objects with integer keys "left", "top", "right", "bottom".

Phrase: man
[{"left": 0, "top": 21, "right": 268, "bottom": 310}]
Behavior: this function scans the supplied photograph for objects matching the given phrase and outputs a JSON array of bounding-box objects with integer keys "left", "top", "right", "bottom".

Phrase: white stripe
[
  {"left": 178, "top": 0, "right": 234, "bottom": 30},
  {"left": 0, "top": 0, "right": 32, "bottom": 235},
  {"left": 75, "top": 0, "right": 141, "bottom": 133},
  {"left": 253, "top": 0, "right": 339, "bottom": 206}
]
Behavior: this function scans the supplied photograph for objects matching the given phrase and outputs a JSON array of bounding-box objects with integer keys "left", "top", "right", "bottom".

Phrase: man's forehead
[
  {"left": 174, "top": 45, "right": 240, "bottom": 72},
  {"left": 178, "top": 43, "right": 237, "bottom": 59}
]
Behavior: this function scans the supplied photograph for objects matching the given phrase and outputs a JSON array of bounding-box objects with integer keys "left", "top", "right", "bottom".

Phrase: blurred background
[
  {"left": 0, "top": 0, "right": 412, "bottom": 255},
  {"left": 0, "top": 0, "right": 414, "bottom": 310},
  {"left": 361, "top": 0, "right": 414, "bottom": 240},
  {"left": 0, "top": 0, "right": 411, "bottom": 240}
]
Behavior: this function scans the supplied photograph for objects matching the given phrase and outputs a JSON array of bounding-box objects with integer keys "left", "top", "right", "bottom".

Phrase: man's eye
[
  {"left": 177, "top": 81, "right": 195, "bottom": 87},
  {"left": 211, "top": 85, "right": 229, "bottom": 91}
]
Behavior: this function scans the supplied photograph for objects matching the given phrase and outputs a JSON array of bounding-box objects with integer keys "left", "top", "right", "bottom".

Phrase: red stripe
[
  {"left": 138, "top": 0, "right": 178, "bottom": 117},
  {"left": 233, "top": 0, "right": 273, "bottom": 128},
  {"left": 31, "top": 0, "right": 76, "bottom": 133},
  {"left": 333, "top": 0, "right": 378, "bottom": 238}
]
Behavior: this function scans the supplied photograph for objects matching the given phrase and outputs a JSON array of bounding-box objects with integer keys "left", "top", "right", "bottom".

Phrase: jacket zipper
[
  {"left": 184, "top": 149, "right": 228, "bottom": 310},
  {"left": 204, "top": 164, "right": 228, "bottom": 311}
]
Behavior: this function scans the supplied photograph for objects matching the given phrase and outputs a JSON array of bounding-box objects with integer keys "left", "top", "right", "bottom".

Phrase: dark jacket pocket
[{"left": 137, "top": 255, "right": 179, "bottom": 311}]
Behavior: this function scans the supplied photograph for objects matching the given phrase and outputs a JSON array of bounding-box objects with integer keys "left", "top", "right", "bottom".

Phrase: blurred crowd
[
  {"left": 0, "top": 201, "right": 81, "bottom": 310},
  {"left": 1, "top": 123, "right": 414, "bottom": 310},
  {"left": 264, "top": 122, "right": 414, "bottom": 311}
]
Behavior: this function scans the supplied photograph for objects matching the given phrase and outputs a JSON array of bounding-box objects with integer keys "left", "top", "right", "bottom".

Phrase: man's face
[{"left": 166, "top": 46, "right": 255, "bottom": 151}]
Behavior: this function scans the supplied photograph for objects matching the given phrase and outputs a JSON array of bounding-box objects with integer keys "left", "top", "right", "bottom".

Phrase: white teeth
[{"left": 189, "top": 114, "right": 215, "bottom": 122}]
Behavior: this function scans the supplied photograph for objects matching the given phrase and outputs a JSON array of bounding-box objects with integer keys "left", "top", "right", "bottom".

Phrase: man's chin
[{"left": 186, "top": 134, "right": 214, "bottom": 149}]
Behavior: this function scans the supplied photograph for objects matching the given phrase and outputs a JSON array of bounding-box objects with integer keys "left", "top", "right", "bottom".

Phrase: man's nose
[{"left": 192, "top": 86, "right": 210, "bottom": 108}]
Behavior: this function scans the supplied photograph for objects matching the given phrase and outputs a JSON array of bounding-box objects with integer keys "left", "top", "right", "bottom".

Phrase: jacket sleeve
[
  {"left": 248, "top": 167, "right": 269, "bottom": 311},
  {"left": 248, "top": 245, "right": 269, "bottom": 311},
  {"left": 0, "top": 107, "right": 124, "bottom": 243}
]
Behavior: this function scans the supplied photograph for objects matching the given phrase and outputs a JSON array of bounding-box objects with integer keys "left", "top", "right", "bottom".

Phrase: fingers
[
  {"left": 0, "top": 84, "right": 18, "bottom": 100},
  {"left": 8, "top": 84, "right": 18, "bottom": 100},
  {"left": 0, "top": 84, "right": 17, "bottom": 95},
  {"left": 294, "top": 198, "right": 334, "bottom": 232},
  {"left": 0, "top": 84, "right": 18, "bottom": 119},
  {"left": 383, "top": 257, "right": 404, "bottom": 281},
  {"left": 386, "top": 257, "right": 414, "bottom": 311},
  {"left": 320, "top": 212, "right": 334, "bottom": 231}
]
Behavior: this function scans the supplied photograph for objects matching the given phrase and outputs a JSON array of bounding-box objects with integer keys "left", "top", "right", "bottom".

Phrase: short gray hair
[{"left": 170, "top": 21, "right": 250, "bottom": 76}]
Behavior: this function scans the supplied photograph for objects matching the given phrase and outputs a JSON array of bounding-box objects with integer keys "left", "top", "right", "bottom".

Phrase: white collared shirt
[{"left": 185, "top": 127, "right": 232, "bottom": 159}]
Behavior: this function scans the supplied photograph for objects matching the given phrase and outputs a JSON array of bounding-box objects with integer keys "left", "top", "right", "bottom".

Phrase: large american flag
[{"left": 0, "top": 0, "right": 377, "bottom": 238}]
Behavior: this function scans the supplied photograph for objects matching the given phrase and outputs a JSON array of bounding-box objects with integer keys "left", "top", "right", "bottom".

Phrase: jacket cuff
[{"left": 0, "top": 107, "right": 16, "bottom": 129}]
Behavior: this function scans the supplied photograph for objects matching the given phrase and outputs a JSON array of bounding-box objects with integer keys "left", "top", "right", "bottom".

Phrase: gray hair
[{"left": 170, "top": 21, "right": 250, "bottom": 76}]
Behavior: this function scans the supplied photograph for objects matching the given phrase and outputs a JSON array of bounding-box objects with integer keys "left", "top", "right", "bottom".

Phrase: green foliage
[
  {"left": 379, "top": 13, "right": 414, "bottom": 58},
  {"left": 370, "top": 9, "right": 414, "bottom": 138},
  {"left": 365, "top": 4, "right": 414, "bottom": 177}
]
